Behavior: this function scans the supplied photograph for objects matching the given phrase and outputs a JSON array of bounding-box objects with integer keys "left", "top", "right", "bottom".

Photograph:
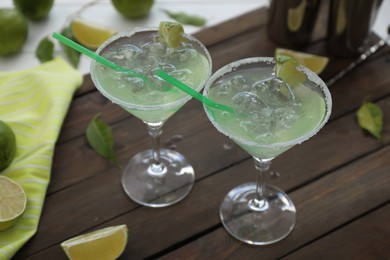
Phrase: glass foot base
[
  {"left": 121, "top": 149, "right": 194, "bottom": 207},
  {"left": 220, "top": 183, "right": 296, "bottom": 245}
]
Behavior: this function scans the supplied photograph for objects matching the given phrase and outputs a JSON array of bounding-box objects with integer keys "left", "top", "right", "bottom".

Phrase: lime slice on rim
[
  {"left": 70, "top": 18, "right": 117, "bottom": 50},
  {"left": 158, "top": 21, "right": 186, "bottom": 48},
  {"left": 0, "top": 176, "right": 27, "bottom": 231},
  {"left": 61, "top": 225, "right": 128, "bottom": 260},
  {"left": 275, "top": 54, "right": 306, "bottom": 87},
  {"left": 276, "top": 48, "right": 329, "bottom": 74}
]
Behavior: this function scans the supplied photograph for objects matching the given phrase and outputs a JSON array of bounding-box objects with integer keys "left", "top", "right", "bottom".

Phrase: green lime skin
[
  {"left": 0, "top": 120, "right": 16, "bottom": 171},
  {"left": 111, "top": 0, "right": 154, "bottom": 19},
  {"left": 13, "top": 0, "right": 54, "bottom": 20},
  {"left": 0, "top": 8, "right": 28, "bottom": 56}
]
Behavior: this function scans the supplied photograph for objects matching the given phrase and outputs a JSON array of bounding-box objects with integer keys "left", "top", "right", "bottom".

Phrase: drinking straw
[
  {"left": 52, "top": 32, "right": 234, "bottom": 113},
  {"left": 155, "top": 69, "right": 234, "bottom": 112}
]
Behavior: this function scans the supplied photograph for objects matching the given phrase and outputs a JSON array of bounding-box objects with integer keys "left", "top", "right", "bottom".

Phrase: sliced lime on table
[
  {"left": 0, "top": 176, "right": 27, "bottom": 231},
  {"left": 71, "top": 18, "right": 117, "bottom": 50},
  {"left": 61, "top": 225, "right": 128, "bottom": 260}
]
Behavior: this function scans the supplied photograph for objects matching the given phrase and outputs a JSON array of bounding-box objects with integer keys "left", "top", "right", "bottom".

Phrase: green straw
[
  {"left": 52, "top": 32, "right": 145, "bottom": 79},
  {"left": 52, "top": 32, "right": 234, "bottom": 113},
  {"left": 155, "top": 69, "right": 234, "bottom": 112}
]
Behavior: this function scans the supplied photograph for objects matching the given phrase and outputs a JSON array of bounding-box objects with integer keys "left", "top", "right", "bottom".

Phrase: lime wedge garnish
[
  {"left": 276, "top": 48, "right": 329, "bottom": 74},
  {"left": 275, "top": 54, "right": 306, "bottom": 87},
  {"left": 158, "top": 21, "right": 186, "bottom": 48}
]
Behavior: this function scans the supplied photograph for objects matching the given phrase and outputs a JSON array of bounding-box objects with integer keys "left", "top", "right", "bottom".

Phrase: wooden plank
[
  {"left": 159, "top": 146, "right": 390, "bottom": 259},
  {"left": 282, "top": 204, "right": 390, "bottom": 259},
  {"left": 17, "top": 95, "right": 390, "bottom": 258}
]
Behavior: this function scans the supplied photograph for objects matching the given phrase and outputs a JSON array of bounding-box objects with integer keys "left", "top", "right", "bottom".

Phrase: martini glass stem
[
  {"left": 250, "top": 157, "right": 272, "bottom": 211},
  {"left": 146, "top": 122, "right": 165, "bottom": 174}
]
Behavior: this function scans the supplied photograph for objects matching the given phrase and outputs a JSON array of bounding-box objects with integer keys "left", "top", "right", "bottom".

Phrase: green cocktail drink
[
  {"left": 90, "top": 27, "right": 212, "bottom": 207},
  {"left": 205, "top": 61, "right": 327, "bottom": 159},
  {"left": 91, "top": 28, "right": 210, "bottom": 123},
  {"left": 203, "top": 57, "right": 332, "bottom": 245}
]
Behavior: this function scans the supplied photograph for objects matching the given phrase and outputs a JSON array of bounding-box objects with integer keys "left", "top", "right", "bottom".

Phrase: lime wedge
[
  {"left": 61, "top": 225, "right": 128, "bottom": 260},
  {"left": 70, "top": 18, "right": 117, "bottom": 50},
  {"left": 0, "top": 176, "right": 27, "bottom": 231},
  {"left": 275, "top": 54, "right": 306, "bottom": 87},
  {"left": 276, "top": 48, "right": 329, "bottom": 74},
  {"left": 158, "top": 21, "right": 186, "bottom": 48}
]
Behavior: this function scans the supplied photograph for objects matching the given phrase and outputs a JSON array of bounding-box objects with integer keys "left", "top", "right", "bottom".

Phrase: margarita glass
[
  {"left": 203, "top": 57, "right": 332, "bottom": 245},
  {"left": 91, "top": 28, "right": 211, "bottom": 207}
]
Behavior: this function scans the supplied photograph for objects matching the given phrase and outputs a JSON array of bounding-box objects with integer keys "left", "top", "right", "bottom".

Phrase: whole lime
[
  {"left": 0, "top": 8, "right": 28, "bottom": 56},
  {"left": 13, "top": 0, "right": 54, "bottom": 20},
  {"left": 0, "top": 120, "right": 16, "bottom": 171},
  {"left": 111, "top": 0, "right": 154, "bottom": 19}
]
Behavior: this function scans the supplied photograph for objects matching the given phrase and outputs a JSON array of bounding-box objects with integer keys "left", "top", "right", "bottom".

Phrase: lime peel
[{"left": 158, "top": 21, "right": 187, "bottom": 48}]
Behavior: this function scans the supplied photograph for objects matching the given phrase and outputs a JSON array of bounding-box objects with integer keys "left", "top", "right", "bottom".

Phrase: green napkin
[{"left": 0, "top": 57, "right": 83, "bottom": 259}]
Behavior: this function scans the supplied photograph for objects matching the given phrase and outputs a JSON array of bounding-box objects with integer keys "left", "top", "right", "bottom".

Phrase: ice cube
[
  {"left": 142, "top": 42, "right": 167, "bottom": 57},
  {"left": 173, "top": 48, "right": 197, "bottom": 62},
  {"left": 168, "top": 69, "right": 192, "bottom": 82},
  {"left": 150, "top": 74, "right": 171, "bottom": 91},
  {"left": 158, "top": 63, "right": 176, "bottom": 73},
  {"left": 212, "top": 81, "right": 230, "bottom": 97},
  {"left": 230, "top": 75, "right": 250, "bottom": 91},
  {"left": 119, "top": 44, "right": 143, "bottom": 60},
  {"left": 274, "top": 107, "right": 299, "bottom": 129},
  {"left": 254, "top": 77, "right": 295, "bottom": 107},
  {"left": 232, "top": 92, "right": 272, "bottom": 120},
  {"left": 125, "top": 77, "right": 145, "bottom": 92}
]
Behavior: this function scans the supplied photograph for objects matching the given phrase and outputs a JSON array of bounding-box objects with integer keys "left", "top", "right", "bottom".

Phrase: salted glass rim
[
  {"left": 203, "top": 57, "right": 332, "bottom": 149},
  {"left": 90, "top": 27, "right": 212, "bottom": 110}
]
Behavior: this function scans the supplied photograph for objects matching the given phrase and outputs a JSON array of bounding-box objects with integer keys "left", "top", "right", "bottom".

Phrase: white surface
[
  {"left": 0, "top": 0, "right": 389, "bottom": 74},
  {"left": 0, "top": 0, "right": 267, "bottom": 74}
]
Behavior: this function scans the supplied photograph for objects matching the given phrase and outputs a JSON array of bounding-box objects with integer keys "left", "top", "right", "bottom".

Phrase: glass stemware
[
  {"left": 90, "top": 28, "right": 212, "bottom": 207},
  {"left": 203, "top": 57, "right": 332, "bottom": 244}
]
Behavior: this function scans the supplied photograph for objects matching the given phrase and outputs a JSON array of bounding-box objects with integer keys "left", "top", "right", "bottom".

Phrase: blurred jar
[
  {"left": 327, "top": 0, "right": 383, "bottom": 58},
  {"left": 267, "top": 0, "right": 321, "bottom": 47}
]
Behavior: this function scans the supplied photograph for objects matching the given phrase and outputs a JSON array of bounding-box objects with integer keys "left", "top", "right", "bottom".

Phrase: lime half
[{"left": 0, "top": 176, "right": 27, "bottom": 231}]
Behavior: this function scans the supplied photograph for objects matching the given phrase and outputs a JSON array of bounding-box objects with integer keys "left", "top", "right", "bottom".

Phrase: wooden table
[{"left": 15, "top": 5, "right": 390, "bottom": 260}]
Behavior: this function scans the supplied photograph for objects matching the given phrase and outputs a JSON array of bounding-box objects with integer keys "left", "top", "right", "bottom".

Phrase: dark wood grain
[
  {"left": 15, "top": 4, "right": 390, "bottom": 260},
  {"left": 282, "top": 204, "right": 390, "bottom": 260}
]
